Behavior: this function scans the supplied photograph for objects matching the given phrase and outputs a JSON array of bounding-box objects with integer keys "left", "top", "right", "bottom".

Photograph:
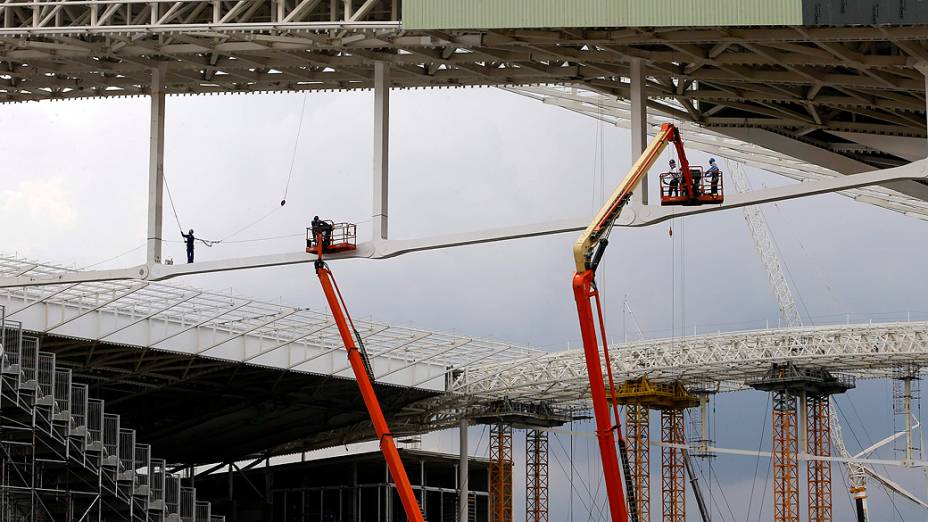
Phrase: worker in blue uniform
[
  {"left": 707, "top": 158, "right": 721, "bottom": 195},
  {"left": 181, "top": 229, "right": 195, "bottom": 263}
]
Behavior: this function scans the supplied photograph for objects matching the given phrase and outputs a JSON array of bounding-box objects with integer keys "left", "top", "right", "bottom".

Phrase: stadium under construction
[{"left": 4, "top": 1, "right": 928, "bottom": 521}]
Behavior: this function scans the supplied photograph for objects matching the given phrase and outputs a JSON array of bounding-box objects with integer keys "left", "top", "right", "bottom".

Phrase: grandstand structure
[{"left": 0, "top": 305, "right": 225, "bottom": 521}]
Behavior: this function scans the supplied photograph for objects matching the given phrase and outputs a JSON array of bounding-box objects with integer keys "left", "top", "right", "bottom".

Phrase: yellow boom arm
[{"left": 572, "top": 122, "right": 682, "bottom": 273}]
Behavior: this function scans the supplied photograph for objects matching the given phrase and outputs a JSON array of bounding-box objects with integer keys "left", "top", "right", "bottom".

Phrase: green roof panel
[{"left": 403, "top": 0, "right": 803, "bottom": 30}]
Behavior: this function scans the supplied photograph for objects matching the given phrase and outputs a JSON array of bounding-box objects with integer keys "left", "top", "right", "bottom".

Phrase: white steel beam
[
  {"left": 147, "top": 65, "right": 166, "bottom": 264},
  {"left": 630, "top": 58, "right": 648, "bottom": 205},
  {"left": 458, "top": 418, "right": 469, "bottom": 522},
  {"left": 372, "top": 61, "right": 390, "bottom": 240},
  {"left": 1, "top": 158, "right": 926, "bottom": 289}
]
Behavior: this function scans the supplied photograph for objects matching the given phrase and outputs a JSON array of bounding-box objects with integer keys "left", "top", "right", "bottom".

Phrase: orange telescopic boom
[
  {"left": 572, "top": 123, "right": 693, "bottom": 522},
  {"left": 309, "top": 226, "right": 425, "bottom": 522}
]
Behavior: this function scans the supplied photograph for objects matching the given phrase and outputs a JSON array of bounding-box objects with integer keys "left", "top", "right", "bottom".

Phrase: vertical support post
[
  {"left": 626, "top": 403, "right": 650, "bottom": 522},
  {"left": 661, "top": 409, "right": 686, "bottom": 522},
  {"left": 772, "top": 390, "right": 800, "bottom": 522},
  {"left": 629, "top": 58, "right": 648, "bottom": 205},
  {"left": 458, "top": 418, "right": 469, "bottom": 522},
  {"left": 798, "top": 391, "right": 808, "bottom": 458},
  {"left": 806, "top": 394, "right": 833, "bottom": 522},
  {"left": 904, "top": 377, "right": 914, "bottom": 465},
  {"left": 147, "top": 65, "right": 167, "bottom": 265},
  {"left": 525, "top": 429, "right": 549, "bottom": 522},
  {"left": 489, "top": 423, "right": 512, "bottom": 522},
  {"left": 372, "top": 61, "right": 390, "bottom": 240}
]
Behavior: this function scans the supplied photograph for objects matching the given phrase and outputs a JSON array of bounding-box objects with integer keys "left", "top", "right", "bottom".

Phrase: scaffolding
[
  {"left": 488, "top": 423, "right": 512, "bottom": 522},
  {"left": 625, "top": 403, "right": 650, "bottom": 522},
  {"left": 0, "top": 305, "right": 225, "bottom": 522},
  {"left": 771, "top": 390, "right": 800, "bottom": 522},
  {"left": 892, "top": 368, "right": 921, "bottom": 464},
  {"left": 525, "top": 429, "right": 548, "bottom": 522},
  {"left": 806, "top": 394, "right": 832, "bottom": 522},
  {"left": 661, "top": 410, "right": 686, "bottom": 522}
]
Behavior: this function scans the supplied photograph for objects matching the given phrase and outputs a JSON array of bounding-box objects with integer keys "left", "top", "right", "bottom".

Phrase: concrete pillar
[
  {"left": 372, "top": 61, "right": 390, "bottom": 240},
  {"left": 629, "top": 58, "right": 648, "bottom": 205},
  {"left": 146, "top": 65, "right": 167, "bottom": 264},
  {"left": 458, "top": 418, "right": 469, "bottom": 522}
]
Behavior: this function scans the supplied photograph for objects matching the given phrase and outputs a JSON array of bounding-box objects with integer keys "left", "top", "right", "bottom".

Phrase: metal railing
[
  {"left": 150, "top": 459, "right": 166, "bottom": 509},
  {"left": 118, "top": 429, "right": 136, "bottom": 482},
  {"left": 180, "top": 486, "right": 196, "bottom": 522},
  {"left": 35, "top": 353, "right": 55, "bottom": 405},
  {"left": 165, "top": 474, "right": 182, "bottom": 516},
  {"left": 53, "top": 369, "right": 72, "bottom": 423},
  {"left": 70, "top": 383, "right": 88, "bottom": 436},
  {"left": 135, "top": 444, "right": 151, "bottom": 497},
  {"left": 102, "top": 413, "right": 120, "bottom": 466},
  {"left": 87, "top": 399, "right": 104, "bottom": 450},
  {"left": 19, "top": 336, "right": 36, "bottom": 390}
]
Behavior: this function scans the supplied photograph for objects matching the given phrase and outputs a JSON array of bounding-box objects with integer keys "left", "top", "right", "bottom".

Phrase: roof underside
[
  {"left": 37, "top": 332, "right": 440, "bottom": 464},
  {"left": 2, "top": 6, "right": 928, "bottom": 169}
]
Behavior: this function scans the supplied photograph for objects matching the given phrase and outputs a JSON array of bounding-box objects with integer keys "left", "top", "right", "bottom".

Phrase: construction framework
[
  {"left": 806, "top": 394, "right": 833, "bottom": 522},
  {"left": 525, "top": 429, "right": 548, "bottom": 522},
  {"left": 488, "top": 423, "right": 512, "bottom": 522},
  {"left": 625, "top": 403, "right": 650, "bottom": 522},
  {"left": 772, "top": 390, "right": 801, "bottom": 522},
  {"left": 660, "top": 409, "right": 687, "bottom": 522}
]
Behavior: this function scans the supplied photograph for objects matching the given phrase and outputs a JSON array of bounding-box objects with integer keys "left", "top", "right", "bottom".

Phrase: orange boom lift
[
  {"left": 306, "top": 221, "right": 425, "bottom": 522},
  {"left": 572, "top": 123, "right": 723, "bottom": 522}
]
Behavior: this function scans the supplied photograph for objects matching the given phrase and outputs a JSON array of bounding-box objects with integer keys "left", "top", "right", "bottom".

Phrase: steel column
[
  {"left": 525, "top": 429, "right": 548, "bottom": 522},
  {"left": 772, "top": 390, "right": 800, "bottom": 522},
  {"left": 626, "top": 403, "right": 651, "bottom": 522},
  {"left": 661, "top": 409, "right": 686, "bottom": 522},
  {"left": 488, "top": 423, "right": 512, "bottom": 522},
  {"left": 146, "top": 65, "right": 167, "bottom": 264},
  {"left": 630, "top": 58, "right": 648, "bottom": 205},
  {"left": 373, "top": 61, "right": 390, "bottom": 240},
  {"left": 459, "top": 418, "right": 469, "bottom": 522},
  {"left": 806, "top": 395, "right": 833, "bottom": 522}
]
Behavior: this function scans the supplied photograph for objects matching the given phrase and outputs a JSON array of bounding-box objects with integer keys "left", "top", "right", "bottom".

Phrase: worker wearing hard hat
[
  {"left": 707, "top": 158, "right": 721, "bottom": 195},
  {"left": 668, "top": 159, "right": 680, "bottom": 197},
  {"left": 181, "top": 229, "right": 195, "bottom": 263}
]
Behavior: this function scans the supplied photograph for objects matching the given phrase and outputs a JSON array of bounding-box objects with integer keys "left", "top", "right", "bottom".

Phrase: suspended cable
[
  {"left": 164, "top": 172, "right": 221, "bottom": 247},
  {"left": 281, "top": 92, "right": 310, "bottom": 206},
  {"left": 82, "top": 243, "right": 146, "bottom": 270}
]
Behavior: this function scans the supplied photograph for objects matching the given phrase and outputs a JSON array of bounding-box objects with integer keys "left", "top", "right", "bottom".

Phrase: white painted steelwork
[
  {"left": 3, "top": 157, "right": 925, "bottom": 289},
  {"left": 0, "top": 255, "right": 542, "bottom": 391},
  {"left": 453, "top": 322, "right": 928, "bottom": 402}
]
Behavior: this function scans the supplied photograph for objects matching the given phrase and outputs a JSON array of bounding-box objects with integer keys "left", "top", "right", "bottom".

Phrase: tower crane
[
  {"left": 572, "top": 122, "right": 722, "bottom": 522},
  {"left": 305, "top": 220, "right": 426, "bottom": 522}
]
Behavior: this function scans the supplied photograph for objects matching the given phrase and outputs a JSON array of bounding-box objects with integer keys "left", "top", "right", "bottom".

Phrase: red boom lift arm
[
  {"left": 571, "top": 123, "right": 690, "bottom": 522},
  {"left": 310, "top": 232, "right": 425, "bottom": 522}
]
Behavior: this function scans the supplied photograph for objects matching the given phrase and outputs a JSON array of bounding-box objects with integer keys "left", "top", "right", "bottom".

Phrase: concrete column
[
  {"left": 146, "top": 65, "right": 167, "bottom": 264},
  {"left": 372, "top": 61, "right": 390, "bottom": 240},
  {"left": 629, "top": 58, "right": 648, "bottom": 205},
  {"left": 458, "top": 418, "right": 469, "bottom": 522}
]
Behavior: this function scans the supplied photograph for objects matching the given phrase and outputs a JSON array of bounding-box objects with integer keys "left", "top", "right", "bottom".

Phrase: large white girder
[
  {"left": 3, "top": 158, "right": 926, "bottom": 290},
  {"left": 454, "top": 322, "right": 928, "bottom": 403}
]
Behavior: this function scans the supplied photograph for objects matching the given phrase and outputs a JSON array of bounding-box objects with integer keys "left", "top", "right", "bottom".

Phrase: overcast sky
[{"left": 2, "top": 88, "right": 927, "bottom": 520}]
